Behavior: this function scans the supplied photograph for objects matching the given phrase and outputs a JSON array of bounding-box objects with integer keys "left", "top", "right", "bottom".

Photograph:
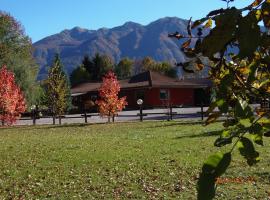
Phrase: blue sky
[{"left": 2, "top": 0, "right": 253, "bottom": 42}]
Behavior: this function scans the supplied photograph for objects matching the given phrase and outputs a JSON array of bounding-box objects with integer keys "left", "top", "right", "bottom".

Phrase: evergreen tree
[
  {"left": 81, "top": 55, "right": 92, "bottom": 77},
  {"left": 90, "top": 53, "right": 114, "bottom": 81},
  {"left": 70, "top": 65, "right": 91, "bottom": 86},
  {"left": 45, "top": 54, "right": 70, "bottom": 125}
]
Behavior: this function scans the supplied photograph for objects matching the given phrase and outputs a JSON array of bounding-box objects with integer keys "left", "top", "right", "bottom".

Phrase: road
[
  {"left": 15, "top": 104, "right": 261, "bottom": 126},
  {"left": 15, "top": 107, "right": 208, "bottom": 126}
]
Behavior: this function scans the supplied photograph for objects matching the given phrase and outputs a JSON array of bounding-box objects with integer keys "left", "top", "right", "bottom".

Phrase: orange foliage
[
  {"left": 0, "top": 66, "right": 26, "bottom": 125},
  {"left": 96, "top": 71, "right": 127, "bottom": 120}
]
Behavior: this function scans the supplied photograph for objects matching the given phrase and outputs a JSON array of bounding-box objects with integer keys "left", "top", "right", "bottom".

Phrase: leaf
[
  {"left": 177, "top": 62, "right": 194, "bottom": 73},
  {"left": 206, "top": 102, "right": 217, "bottom": 115},
  {"left": 223, "top": 119, "right": 238, "bottom": 127},
  {"left": 205, "top": 112, "right": 221, "bottom": 125},
  {"left": 168, "top": 32, "right": 184, "bottom": 40},
  {"left": 252, "top": 133, "right": 263, "bottom": 146},
  {"left": 262, "top": 1, "right": 270, "bottom": 27},
  {"left": 250, "top": 0, "right": 263, "bottom": 7},
  {"left": 201, "top": 8, "right": 240, "bottom": 57},
  {"left": 183, "top": 48, "right": 196, "bottom": 58},
  {"left": 237, "top": 13, "right": 261, "bottom": 59},
  {"left": 197, "top": 152, "right": 231, "bottom": 200},
  {"left": 207, "top": 8, "right": 225, "bottom": 17},
  {"left": 181, "top": 39, "right": 191, "bottom": 49},
  {"left": 237, "top": 137, "right": 260, "bottom": 166},
  {"left": 235, "top": 98, "right": 253, "bottom": 119},
  {"left": 204, "top": 18, "right": 213, "bottom": 28},
  {"left": 214, "top": 137, "right": 232, "bottom": 147},
  {"left": 216, "top": 99, "right": 229, "bottom": 113},
  {"left": 195, "top": 58, "right": 204, "bottom": 71},
  {"left": 191, "top": 20, "right": 202, "bottom": 29}
]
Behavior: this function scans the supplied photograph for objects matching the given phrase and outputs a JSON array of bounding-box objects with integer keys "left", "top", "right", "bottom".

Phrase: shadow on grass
[
  {"left": 254, "top": 172, "right": 270, "bottom": 182},
  {"left": 174, "top": 130, "right": 223, "bottom": 140},
  {"left": 143, "top": 121, "right": 206, "bottom": 130},
  {"left": 0, "top": 123, "right": 101, "bottom": 131}
]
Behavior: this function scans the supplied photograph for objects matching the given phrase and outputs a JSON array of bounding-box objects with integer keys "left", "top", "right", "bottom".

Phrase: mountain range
[{"left": 33, "top": 17, "right": 197, "bottom": 79}]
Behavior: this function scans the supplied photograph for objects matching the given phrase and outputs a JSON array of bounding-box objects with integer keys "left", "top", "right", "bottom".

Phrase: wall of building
[{"left": 144, "top": 88, "right": 194, "bottom": 107}]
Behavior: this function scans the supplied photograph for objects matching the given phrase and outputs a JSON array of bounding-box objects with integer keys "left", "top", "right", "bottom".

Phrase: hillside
[{"left": 33, "top": 17, "right": 200, "bottom": 79}]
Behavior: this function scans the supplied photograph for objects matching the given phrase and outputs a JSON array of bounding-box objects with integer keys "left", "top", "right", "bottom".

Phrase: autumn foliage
[
  {"left": 0, "top": 66, "right": 26, "bottom": 125},
  {"left": 96, "top": 71, "right": 127, "bottom": 122}
]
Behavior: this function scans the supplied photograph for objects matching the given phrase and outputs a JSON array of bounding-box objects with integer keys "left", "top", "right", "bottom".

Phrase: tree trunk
[
  {"left": 59, "top": 116, "right": 61, "bottom": 125},
  {"left": 53, "top": 115, "right": 56, "bottom": 125},
  {"left": 108, "top": 112, "right": 111, "bottom": 123}
]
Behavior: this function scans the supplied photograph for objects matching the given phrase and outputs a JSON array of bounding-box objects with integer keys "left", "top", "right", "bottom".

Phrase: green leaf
[
  {"left": 249, "top": 123, "right": 263, "bottom": 146},
  {"left": 214, "top": 137, "right": 232, "bottom": 147},
  {"left": 219, "top": 74, "right": 234, "bottom": 96},
  {"left": 223, "top": 119, "right": 238, "bottom": 127},
  {"left": 235, "top": 99, "right": 253, "bottom": 119},
  {"left": 237, "top": 11, "right": 261, "bottom": 58},
  {"left": 197, "top": 152, "right": 231, "bottom": 200},
  {"left": 201, "top": 8, "right": 240, "bottom": 57},
  {"left": 237, "top": 137, "right": 260, "bottom": 166},
  {"left": 252, "top": 133, "right": 263, "bottom": 146},
  {"left": 262, "top": 1, "right": 270, "bottom": 27}
]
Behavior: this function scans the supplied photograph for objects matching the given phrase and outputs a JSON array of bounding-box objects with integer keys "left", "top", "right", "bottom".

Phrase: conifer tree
[{"left": 45, "top": 54, "right": 70, "bottom": 125}]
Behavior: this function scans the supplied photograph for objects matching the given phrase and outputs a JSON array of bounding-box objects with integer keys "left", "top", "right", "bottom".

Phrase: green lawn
[{"left": 0, "top": 121, "right": 269, "bottom": 199}]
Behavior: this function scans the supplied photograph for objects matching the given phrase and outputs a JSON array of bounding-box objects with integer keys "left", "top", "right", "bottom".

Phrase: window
[{"left": 160, "top": 89, "right": 169, "bottom": 100}]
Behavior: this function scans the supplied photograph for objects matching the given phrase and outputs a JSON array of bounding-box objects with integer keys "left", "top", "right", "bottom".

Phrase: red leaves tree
[
  {"left": 96, "top": 71, "right": 127, "bottom": 122},
  {"left": 0, "top": 66, "right": 26, "bottom": 125}
]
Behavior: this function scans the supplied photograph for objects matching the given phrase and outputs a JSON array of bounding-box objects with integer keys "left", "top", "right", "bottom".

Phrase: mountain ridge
[{"left": 33, "top": 17, "right": 193, "bottom": 79}]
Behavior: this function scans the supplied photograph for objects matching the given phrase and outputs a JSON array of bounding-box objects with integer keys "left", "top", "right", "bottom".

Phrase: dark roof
[{"left": 71, "top": 71, "right": 212, "bottom": 95}]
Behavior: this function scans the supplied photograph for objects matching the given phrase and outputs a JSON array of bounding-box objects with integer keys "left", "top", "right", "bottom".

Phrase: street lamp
[
  {"left": 30, "top": 105, "right": 36, "bottom": 125},
  {"left": 137, "top": 99, "right": 143, "bottom": 122}
]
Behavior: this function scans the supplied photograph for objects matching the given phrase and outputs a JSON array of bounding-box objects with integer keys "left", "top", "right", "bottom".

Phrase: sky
[{"left": 2, "top": 0, "right": 254, "bottom": 43}]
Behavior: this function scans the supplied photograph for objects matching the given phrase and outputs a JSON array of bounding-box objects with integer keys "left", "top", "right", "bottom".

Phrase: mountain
[{"left": 33, "top": 17, "right": 197, "bottom": 79}]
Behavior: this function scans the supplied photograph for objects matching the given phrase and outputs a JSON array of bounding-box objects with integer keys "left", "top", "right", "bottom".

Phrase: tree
[
  {"left": 141, "top": 56, "right": 156, "bottom": 72},
  {"left": 87, "top": 53, "right": 114, "bottom": 81},
  {"left": 115, "top": 57, "right": 133, "bottom": 79},
  {"left": 0, "top": 65, "right": 26, "bottom": 125},
  {"left": 81, "top": 55, "right": 92, "bottom": 77},
  {"left": 0, "top": 11, "right": 40, "bottom": 106},
  {"left": 169, "top": 0, "right": 270, "bottom": 199},
  {"left": 45, "top": 54, "right": 70, "bottom": 125},
  {"left": 96, "top": 71, "right": 127, "bottom": 122},
  {"left": 70, "top": 65, "right": 91, "bottom": 87},
  {"left": 140, "top": 57, "right": 177, "bottom": 77}
]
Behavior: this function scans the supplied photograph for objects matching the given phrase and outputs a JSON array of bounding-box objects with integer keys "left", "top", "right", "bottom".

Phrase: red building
[{"left": 71, "top": 71, "right": 212, "bottom": 110}]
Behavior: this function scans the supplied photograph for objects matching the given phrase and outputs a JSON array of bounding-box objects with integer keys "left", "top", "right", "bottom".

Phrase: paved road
[
  {"left": 15, "top": 105, "right": 261, "bottom": 126},
  {"left": 15, "top": 107, "right": 208, "bottom": 126}
]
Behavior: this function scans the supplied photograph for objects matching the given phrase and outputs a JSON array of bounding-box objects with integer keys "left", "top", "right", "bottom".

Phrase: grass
[{"left": 0, "top": 120, "right": 269, "bottom": 199}]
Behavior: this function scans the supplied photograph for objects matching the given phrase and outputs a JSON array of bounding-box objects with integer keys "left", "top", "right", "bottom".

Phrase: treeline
[{"left": 70, "top": 54, "right": 177, "bottom": 86}]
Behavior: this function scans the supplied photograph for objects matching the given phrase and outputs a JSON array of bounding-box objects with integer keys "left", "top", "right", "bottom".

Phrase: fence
[{"left": 17, "top": 105, "right": 209, "bottom": 126}]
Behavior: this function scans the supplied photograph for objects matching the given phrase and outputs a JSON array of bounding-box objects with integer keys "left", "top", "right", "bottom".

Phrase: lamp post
[
  {"left": 137, "top": 99, "right": 143, "bottom": 122},
  {"left": 30, "top": 105, "right": 36, "bottom": 125}
]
